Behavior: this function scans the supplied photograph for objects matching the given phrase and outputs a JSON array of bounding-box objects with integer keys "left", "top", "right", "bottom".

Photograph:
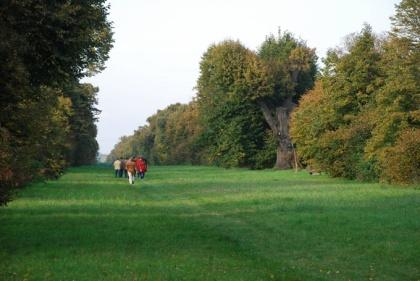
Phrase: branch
[{"left": 258, "top": 101, "right": 278, "bottom": 134}]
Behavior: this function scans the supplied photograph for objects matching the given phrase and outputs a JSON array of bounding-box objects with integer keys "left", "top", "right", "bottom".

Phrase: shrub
[{"left": 380, "top": 129, "right": 420, "bottom": 184}]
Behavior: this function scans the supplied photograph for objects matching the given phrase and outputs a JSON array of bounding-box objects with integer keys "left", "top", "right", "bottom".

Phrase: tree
[
  {"left": 160, "top": 102, "right": 203, "bottom": 164},
  {"left": 291, "top": 17, "right": 419, "bottom": 183},
  {"left": 0, "top": 1, "right": 113, "bottom": 205},
  {"left": 291, "top": 26, "right": 383, "bottom": 179},
  {"left": 390, "top": 0, "right": 420, "bottom": 49},
  {"left": 257, "top": 31, "right": 317, "bottom": 169},
  {"left": 364, "top": 0, "right": 420, "bottom": 183},
  {"left": 196, "top": 40, "right": 275, "bottom": 168},
  {"left": 290, "top": 81, "right": 328, "bottom": 171},
  {"left": 65, "top": 83, "right": 101, "bottom": 166},
  {"left": 108, "top": 102, "right": 204, "bottom": 166},
  {"left": 0, "top": 1, "right": 113, "bottom": 86},
  {"left": 108, "top": 135, "right": 137, "bottom": 162}
]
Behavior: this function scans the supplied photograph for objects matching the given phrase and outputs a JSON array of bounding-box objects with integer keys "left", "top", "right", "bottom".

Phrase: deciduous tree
[{"left": 257, "top": 31, "right": 317, "bottom": 168}]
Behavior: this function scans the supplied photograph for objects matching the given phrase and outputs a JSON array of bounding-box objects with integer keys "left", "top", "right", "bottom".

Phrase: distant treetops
[{"left": 110, "top": 0, "right": 418, "bottom": 184}]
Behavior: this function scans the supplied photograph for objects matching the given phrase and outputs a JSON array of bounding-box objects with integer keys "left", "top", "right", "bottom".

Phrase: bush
[{"left": 380, "top": 129, "right": 420, "bottom": 184}]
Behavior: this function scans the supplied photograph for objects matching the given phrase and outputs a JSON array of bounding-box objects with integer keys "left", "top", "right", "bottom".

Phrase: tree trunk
[
  {"left": 275, "top": 142, "right": 292, "bottom": 168},
  {"left": 259, "top": 98, "right": 295, "bottom": 169}
]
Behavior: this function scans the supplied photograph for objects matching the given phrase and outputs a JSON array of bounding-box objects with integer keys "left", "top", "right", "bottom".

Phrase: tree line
[
  {"left": 109, "top": 0, "right": 418, "bottom": 184},
  {"left": 0, "top": 1, "right": 113, "bottom": 205}
]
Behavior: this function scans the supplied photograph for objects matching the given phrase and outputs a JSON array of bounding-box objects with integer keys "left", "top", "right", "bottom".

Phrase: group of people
[{"left": 113, "top": 156, "right": 148, "bottom": 184}]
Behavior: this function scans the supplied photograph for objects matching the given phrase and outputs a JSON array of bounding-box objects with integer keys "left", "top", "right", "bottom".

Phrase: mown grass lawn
[{"left": 0, "top": 165, "right": 419, "bottom": 281}]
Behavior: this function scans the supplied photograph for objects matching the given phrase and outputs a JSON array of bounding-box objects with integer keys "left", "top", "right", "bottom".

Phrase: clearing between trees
[{"left": 1, "top": 165, "right": 419, "bottom": 281}]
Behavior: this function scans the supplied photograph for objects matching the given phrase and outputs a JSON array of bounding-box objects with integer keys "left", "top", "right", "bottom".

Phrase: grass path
[{"left": 1, "top": 165, "right": 419, "bottom": 281}]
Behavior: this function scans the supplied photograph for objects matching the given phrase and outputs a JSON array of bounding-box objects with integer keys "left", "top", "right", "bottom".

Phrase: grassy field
[{"left": 0, "top": 165, "right": 419, "bottom": 281}]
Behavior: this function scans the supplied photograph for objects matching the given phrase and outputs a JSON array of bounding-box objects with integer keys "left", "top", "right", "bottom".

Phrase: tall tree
[
  {"left": 291, "top": 26, "right": 383, "bottom": 179},
  {"left": 256, "top": 32, "right": 317, "bottom": 168},
  {"left": 196, "top": 40, "right": 275, "bottom": 168},
  {"left": 0, "top": 1, "right": 113, "bottom": 205}
]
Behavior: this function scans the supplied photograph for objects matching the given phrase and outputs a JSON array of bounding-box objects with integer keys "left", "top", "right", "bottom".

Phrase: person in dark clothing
[{"left": 119, "top": 159, "right": 126, "bottom": 178}]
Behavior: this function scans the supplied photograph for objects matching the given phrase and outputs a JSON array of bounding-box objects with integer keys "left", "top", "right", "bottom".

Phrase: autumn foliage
[{"left": 291, "top": 1, "right": 419, "bottom": 184}]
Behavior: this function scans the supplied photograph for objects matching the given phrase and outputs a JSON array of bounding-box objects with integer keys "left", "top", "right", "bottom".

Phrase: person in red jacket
[{"left": 135, "top": 156, "right": 148, "bottom": 179}]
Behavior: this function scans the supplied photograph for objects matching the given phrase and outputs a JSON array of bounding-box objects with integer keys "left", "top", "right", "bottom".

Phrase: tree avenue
[{"left": 59, "top": 0, "right": 419, "bottom": 185}]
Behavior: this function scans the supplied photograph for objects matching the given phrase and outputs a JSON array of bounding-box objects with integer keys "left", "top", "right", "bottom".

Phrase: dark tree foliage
[
  {"left": 0, "top": 1, "right": 113, "bottom": 86},
  {"left": 65, "top": 83, "right": 101, "bottom": 166},
  {"left": 0, "top": 1, "right": 113, "bottom": 205}
]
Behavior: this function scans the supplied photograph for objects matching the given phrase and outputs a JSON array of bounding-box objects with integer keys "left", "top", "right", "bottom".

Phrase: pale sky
[{"left": 84, "top": 0, "right": 400, "bottom": 154}]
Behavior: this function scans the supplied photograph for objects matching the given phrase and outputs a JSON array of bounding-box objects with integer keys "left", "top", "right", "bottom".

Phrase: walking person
[
  {"left": 113, "top": 158, "right": 121, "bottom": 177},
  {"left": 119, "top": 158, "right": 126, "bottom": 178},
  {"left": 126, "top": 157, "right": 136, "bottom": 184},
  {"left": 135, "top": 156, "right": 148, "bottom": 179}
]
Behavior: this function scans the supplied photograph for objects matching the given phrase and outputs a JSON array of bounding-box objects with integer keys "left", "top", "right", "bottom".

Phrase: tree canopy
[
  {"left": 291, "top": 19, "right": 419, "bottom": 183},
  {"left": 0, "top": 1, "right": 113, "bottom": 204}
]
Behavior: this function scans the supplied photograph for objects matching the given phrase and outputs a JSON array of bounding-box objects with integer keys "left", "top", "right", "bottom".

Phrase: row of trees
[
  {"left": 0, "top": 1, "right": 113, "bottom": 204},
  {"left": 109, "top": 0, "right": 418, "bottom": 184},
  {"left": 109, "top": 32, "right": 317, "bottom": 169},
  {"left": 291, "top": 1, "right": 419, "bottom": 184},
  {"left": 108, "top": 103, "right": 204, "bottom": 165}
]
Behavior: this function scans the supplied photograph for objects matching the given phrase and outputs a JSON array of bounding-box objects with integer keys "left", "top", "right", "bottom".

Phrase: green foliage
[
  {"left": 0, "top": 1, "right": 113, "bottom": 204},
  {"left": 291, "top": 15, "right": 419, "bottom": 184},
  {"left": 0, "top": 1, "right": 113, "bottom": 85},
  {"left": 197, "top": 40, "right": 272, "bottom": 103},
  {"left": 258, "top": 30, "right": 317, "bottom": 103},
  {"left": 322, "top": 25, "right": 382, "bottom": 124},
  {"left": 380, "top": 128, "right": 420, "bottom": 184},
  {"left": 108, "top": 135, "right": 137, "bottom": 161},
  {"left": 390, "top": 0, "right": 420, "bottom": 49},
  {"left": 256, "top": 31, "right": 317, "bottom": 169},
  {"left": 290, "top": 81, "right": 331, "bottom": 170},
  {"left": 196, "top": 40, "right": 275, "bottom": 168},
  {"left": 65, "top": 83, "right": 101, "bottom": 166},
  {"left": 108, "top": 102, "right": 203, "bottom": 165}
]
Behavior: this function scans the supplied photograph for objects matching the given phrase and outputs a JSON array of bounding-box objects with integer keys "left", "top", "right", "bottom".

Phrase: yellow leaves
[
  {"left": 380, "top": 128, "right": 420, "bottom": 184},
  {"left": 409, "top": 109, "right": 420, "bottom": 122}
]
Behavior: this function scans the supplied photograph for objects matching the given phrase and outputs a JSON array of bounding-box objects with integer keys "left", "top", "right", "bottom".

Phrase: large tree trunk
[{"left": 259, "top": 97, "right": 295, "bottom": 169}]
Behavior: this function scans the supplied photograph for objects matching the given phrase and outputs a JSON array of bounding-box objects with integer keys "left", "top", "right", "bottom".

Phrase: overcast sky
[{"left": 84, "top": 0, "right": 400, "bottom": 154}]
